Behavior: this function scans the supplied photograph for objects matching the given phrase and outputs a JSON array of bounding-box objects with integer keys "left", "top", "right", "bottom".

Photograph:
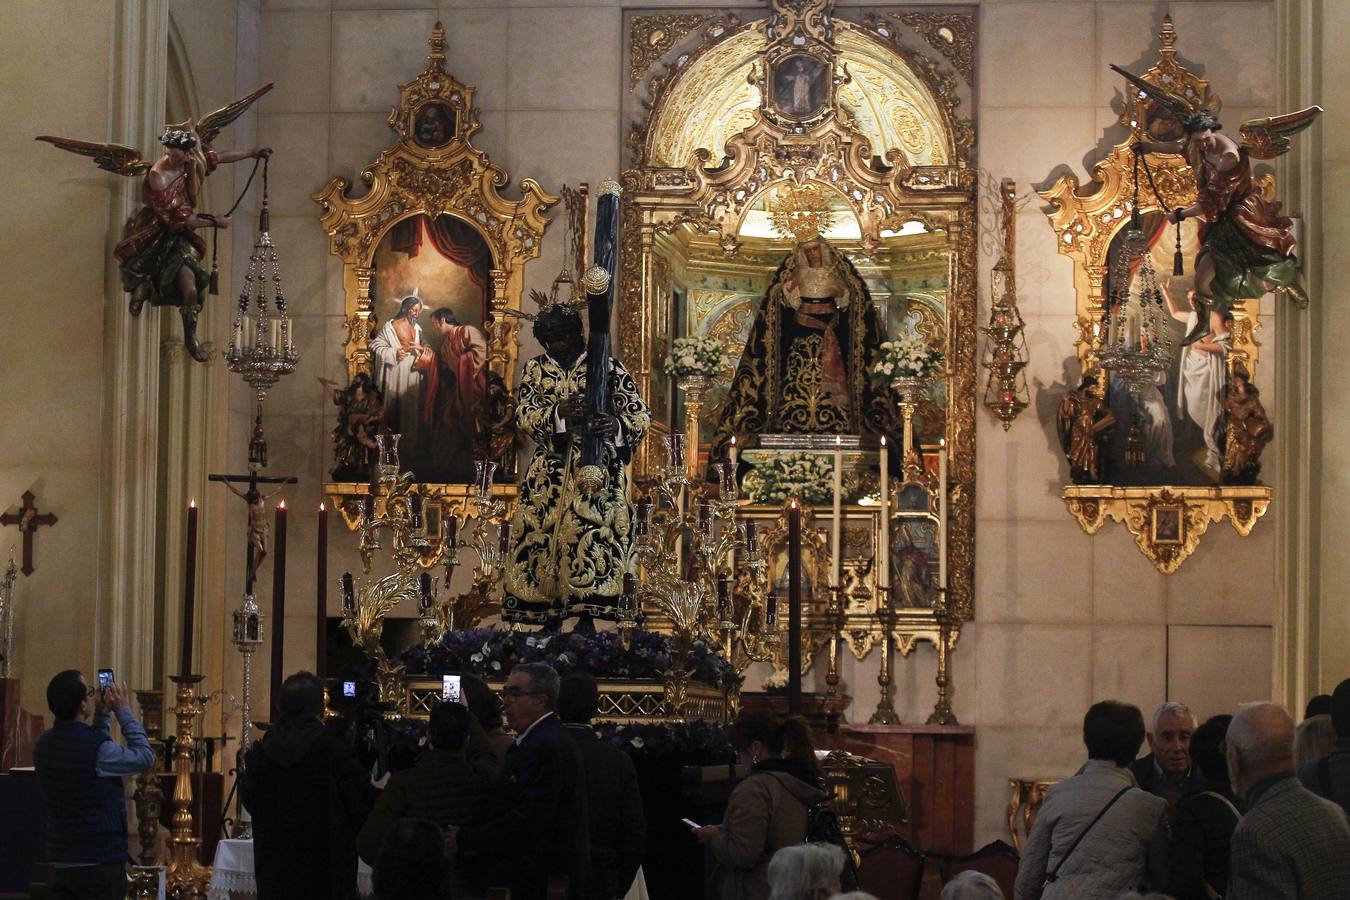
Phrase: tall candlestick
[
  {"left": 316, "top": 503, "right": 328, "bottom": 679},
  {"left": 831, "top": 437, "right": 843, "bottom": 589},
  {"left": 787, "top": 498, "right": 803, "bottom": 715},
  {"left": 180, "top": 500, "right": 198, "bottom": 676},
  {"left": 879, "top": 436, "right": 890, "bottom": 593},
  {"left": 270, "top": 501, "right": 287, "bottom": 720},
  {"left": 938, "top": 441, "right": 949, "bottom": 589}
]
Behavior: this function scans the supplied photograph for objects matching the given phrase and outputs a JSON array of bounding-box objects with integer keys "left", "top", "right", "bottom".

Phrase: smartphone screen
[
  {"left": 97, "top": 669, "right": 114, "bottom": 690},
  {"left": 342, "top": 681, "right": 357, "bottom": 698},
  {"left": 441, "top": 674, "right": 462, "bottom": 704}
]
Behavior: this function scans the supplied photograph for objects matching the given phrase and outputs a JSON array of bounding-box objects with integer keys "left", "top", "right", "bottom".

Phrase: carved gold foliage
[
  {"left": 629, "top": 15, "right": 712, "bottom": 91},
  {"left": 894, "top": 12, "right": 975, "bottom": 85},
  {"left": 1064, "top": 486, "right": 1271, "bottom": 575}
]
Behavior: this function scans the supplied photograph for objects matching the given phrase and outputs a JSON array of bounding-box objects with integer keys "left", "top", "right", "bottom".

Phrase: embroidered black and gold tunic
[{"left": 502, "top": 352, "right": 650, "bottom": 625}]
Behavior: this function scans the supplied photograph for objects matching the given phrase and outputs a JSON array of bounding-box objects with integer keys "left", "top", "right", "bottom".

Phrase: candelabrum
[
  {"left": 926, "top": 588, "right": 959, "bottom": 726},
  {"left": 132, "top": 690, "right": 166, "bottom": 865},
  {"left": 868, "top": 591, "right": 902, "bottom": 725},
  {"left": 418, "top": 460, "right": 508, "bottom": 644},
  {"left": 892, "top": 376, "right": 927, "bottom": 480},
  {"left": 344, "top": 436, "right": 510, "bottom": 712},
  {"left": 634, "top": 434, "right": 777, "bottom": 716},
  {"left": 165, "top": 675, "right": 211, "bottom": 899},
  {"left": 982, "top": 178, "right": 1031, "bottom": 430},
  {"left": 0, "top": 551, "right": 15, "bottom": 677},
  {"left": 228, "top": 595, "right": 263, "bottom": 838}
]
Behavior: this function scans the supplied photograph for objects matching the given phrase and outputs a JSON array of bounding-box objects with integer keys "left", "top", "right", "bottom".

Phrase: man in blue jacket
[{"left": 33, "top": 669, "right": 155, "bottom": 900}]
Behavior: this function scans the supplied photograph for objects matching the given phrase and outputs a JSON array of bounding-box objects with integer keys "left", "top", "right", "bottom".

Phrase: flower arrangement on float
[
  {"left": 663, "top": 335, "right": 728, "bottom": 379},
  {"left": 742, "top": 452, "right": 836, "bottom": 505},
  {"left": 870, "top": 336, "right": 943, "bottom": 387}
]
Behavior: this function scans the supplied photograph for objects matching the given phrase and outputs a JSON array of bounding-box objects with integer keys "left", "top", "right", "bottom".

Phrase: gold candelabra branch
[
  {"left": 927, "top": 588, "right": 959, "bottom": 726},
  {"left": 868, "top": 590, "right": 901, "bottom": 724},
  {"left": 419, "top": 490, "right": 508, "bottom": 643}
]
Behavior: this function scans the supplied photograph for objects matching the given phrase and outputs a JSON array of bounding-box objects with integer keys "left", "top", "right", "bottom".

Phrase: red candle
[
  {"left": 180, "top": 500, "right": 198, "bottom": 676},
  {"left": 362, "top": 493, "right": 374, "bottom": 523},
  {"left": 341, "top": 572, "right": 355, "bottom": 612},
  {"left": 787, "top": 497, "right": 802, "bottom": 714},
  {"left": 744, "top": 520, "right": 758, "bottom": 553},
  {"left": 765, "top": 590, "right": 778, "bottom": 628},
  {"left": 446, "top": 514, "right": 459, "bottom": 548},
  {"left": 419, "top": 571, "right": 433, "bottom": 611},
  {"left": 410, "top": 492, "right": 423, "bottom": 529},
  {"left": 498, "top": 521, "right": 512, "bottom": 556},
  {"left": 270, "top": 501, "right": 287, "bottom": 720},
  {"left": 698, "top": 500, "right": 713, "bottom": 534},
  {"left": 635, "top": 498, "right": 650, "bottom": 536},
  {"left": 317, "top": 503, "right": 328, "bottom": 679},
  {"left": 716, "top": 575, "right": 731, "bottom": 619}
]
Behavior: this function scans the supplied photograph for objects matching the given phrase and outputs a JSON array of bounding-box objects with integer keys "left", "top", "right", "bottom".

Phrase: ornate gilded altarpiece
[
  {"left": 622, "top": 0, "right": 977, "bottom": 671},
  {"left": 315, "top": 25, "right": 557, "bottom": 526},
  {"left": 1041, "top": 17, "right": 1271, "bottom": 573}
]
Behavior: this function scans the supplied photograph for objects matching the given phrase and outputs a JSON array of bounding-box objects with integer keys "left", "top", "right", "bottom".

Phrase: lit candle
[
  {"left": 787, "top": 498, "right": 803, "bottom": 715},
  {"left": 879, "top": 436, "right": 890, "bottom": 592},
  {"left": 832, "top": 437, "right": 843, "bottom": 589},
  {"left": 938, "top": 440, "right": 949, "bottom": 589},
  {"left": 270, "top": 500, "right": 287, "bottom": 720},
  {"left": 180, "top": 500, "right": 198, "bottom": 676},
  {"left": 729, "top": 435, "right": 739, "bottom": 469},
  {"left": 317, "top": 502, "right": 328, "bottom": 679}
]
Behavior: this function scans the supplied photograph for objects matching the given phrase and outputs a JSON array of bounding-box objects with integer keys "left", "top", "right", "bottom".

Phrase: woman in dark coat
[{"left": 1163, "top": 714, "right": 1240, "bottom": 899}]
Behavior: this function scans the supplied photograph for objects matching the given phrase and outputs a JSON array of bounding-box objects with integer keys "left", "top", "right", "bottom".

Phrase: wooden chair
[
  {"left": 936, "top": 839, "right": 1020, "bottom": 899},
  {"left": 856, "top": 833, "right": 926, "bottom": 900}
]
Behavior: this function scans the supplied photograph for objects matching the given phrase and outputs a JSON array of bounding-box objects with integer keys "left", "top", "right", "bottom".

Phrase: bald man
[{"left": 1225, "top": 702, "right": 1350, "bottom": 899}]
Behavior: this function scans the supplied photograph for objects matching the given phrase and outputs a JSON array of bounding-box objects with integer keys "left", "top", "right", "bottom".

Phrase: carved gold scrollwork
[
  {"left": 893, "top": 12, "right": 975, "bottom": 85},
  {"left": 628, "top": 15, "right": 713, "bottom": 91}
]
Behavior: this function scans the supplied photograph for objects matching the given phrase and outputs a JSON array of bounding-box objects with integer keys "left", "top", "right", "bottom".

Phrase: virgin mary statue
[{"left": 713, "top": 236, "right": 891, "bottom": 451}]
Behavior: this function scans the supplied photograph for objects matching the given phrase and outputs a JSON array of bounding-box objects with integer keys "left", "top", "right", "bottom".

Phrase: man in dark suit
[
  {"left": 1225, "top": 701, "right": 1350, "bottom": 899},
  {"left": 1131, "top": 700, "right": 1203, "bottom": 805},
  {"left": 559, "top": 673, "right": 646, "bottom": 900},
  {"left": 452, "top": 662, "right": 591, "bottom": 900}
]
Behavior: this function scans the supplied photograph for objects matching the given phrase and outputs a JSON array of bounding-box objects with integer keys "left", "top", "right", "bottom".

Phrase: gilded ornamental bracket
[
  {"left": 1041, "top": 16, "right": 1271, "bottom": 572},
  {"left": 1064, "top": 485, "right": 1270, "bottom": 575}
]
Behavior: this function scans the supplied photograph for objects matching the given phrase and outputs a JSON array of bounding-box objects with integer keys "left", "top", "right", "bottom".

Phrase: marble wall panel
[
  {"left": 255, "top": 112, "right": 332, "bottom": 216},
  {"left": 971, "top": 624, "right": 1093, "bottom": 727},
  {"left": 505, "top": 8, "right": 620, "bottom": 110},
  {"left": 976, "top": 520, "right": 1093, "bottom": 622},
  {"left": 972, "top": 724, "right": 1083, "bottom": 849},
  {"left": 1164, "top": 525, "right": 1277, "bottom": 626},
  {"left": 259, "top": 11, "right": 332, "bottom": 112},
  {"left": 1091, "top": 527, "right": 1167, "bottom": 624},
  {"left": 331, "top": 8, "right": 440, "bottom": 111},
  {"left": 1169, "top": 2, "right": 1276, "bottom": 108},
  {"left": 439, "top": 7, "right": 509, "bottom": 110},
  {"left": 1167, "top": 624, "right": 1273, "bottom": 719},
  {"left": 504, "top": 110, "right": 621, "bottom": 194},
  {"left": 1092, "top": 624, "right": 1166, "bottom": 715},
  {"left": 979, "top": 3, "right": 1095, "bottom": 109}
]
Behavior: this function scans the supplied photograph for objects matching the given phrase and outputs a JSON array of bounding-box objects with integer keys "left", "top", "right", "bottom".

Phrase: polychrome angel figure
[
  {"left": 1114, "top": 65, "right": 1321, "bottom": 343},
  {"left": 37, "top": 83, "right": 273, "bottom": 362}
]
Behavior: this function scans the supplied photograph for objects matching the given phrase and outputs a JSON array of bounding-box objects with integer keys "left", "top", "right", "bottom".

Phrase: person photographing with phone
[{"left": 33, "top": 669, "right": 156, "bottom": 899}]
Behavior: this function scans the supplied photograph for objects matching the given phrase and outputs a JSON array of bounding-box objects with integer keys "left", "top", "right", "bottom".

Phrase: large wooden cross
[{"left": 0, "top": 491, "right": 58, "bottom": 576}]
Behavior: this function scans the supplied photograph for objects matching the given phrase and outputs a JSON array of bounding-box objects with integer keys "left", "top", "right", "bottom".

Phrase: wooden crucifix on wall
[{"left": 0, "top": 491, "right": 57, "bottom": 576}]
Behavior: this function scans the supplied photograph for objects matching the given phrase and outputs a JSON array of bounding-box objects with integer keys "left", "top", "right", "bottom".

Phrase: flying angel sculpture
[
  {"left": 1112, "top": 64, "right": 1321, "bottom": 343},
  {"left": 37, "top": 83, "right": 274, "bottom": 362}
]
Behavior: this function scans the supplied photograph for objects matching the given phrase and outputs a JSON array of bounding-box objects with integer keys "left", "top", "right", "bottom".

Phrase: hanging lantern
[{"left": 981, "top": 179, "right": 1031, "bottom": 429}]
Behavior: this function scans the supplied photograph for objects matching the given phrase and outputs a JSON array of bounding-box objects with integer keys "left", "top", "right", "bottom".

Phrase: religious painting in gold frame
[
  {"left": 314, "top": 24, "right": 558, "bottom": 526},
  {"left": 1041, "top": 16, "right": 1271, "bottom": 573},
  {"left": 621, "top": 0, "right": 977, "bottom": 658}
]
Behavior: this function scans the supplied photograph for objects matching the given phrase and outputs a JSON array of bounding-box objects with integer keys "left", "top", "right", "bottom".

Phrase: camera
[
  {"left": 441, "top": 674, "right": 462, "bottom": 704},
  {"left": 97, "top": 669, "right": 114, "bottom": 692},
  {"left": 342, "top": 680, "right": 357, "bottom": 698}
]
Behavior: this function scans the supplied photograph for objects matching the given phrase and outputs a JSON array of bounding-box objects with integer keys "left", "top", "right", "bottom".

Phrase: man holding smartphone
[{"left": 33, "top": 669, "right": 156, "bottom": 899}]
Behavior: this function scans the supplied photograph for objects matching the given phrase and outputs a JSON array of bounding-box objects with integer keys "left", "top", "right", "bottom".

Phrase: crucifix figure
[
  {"left": 1, "top": 491, "right": 58, "bottom": 576},
  {"left": 209, "top": 473, "right": 297, "bottom": 592}
]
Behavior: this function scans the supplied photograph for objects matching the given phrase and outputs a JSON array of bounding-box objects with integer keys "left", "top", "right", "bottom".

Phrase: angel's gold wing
[
  {"left": 34, "top": 135, "right": 149, "bottom": 176},
  {"left": 194, "top": 82, "right": 273, "bottom": 146},
  {"left": 1239, "top": 106, "right": 1324, "bottom": 160},
  {"left": 1109, "top": 64, "right": 1197, "bottom": 119}
]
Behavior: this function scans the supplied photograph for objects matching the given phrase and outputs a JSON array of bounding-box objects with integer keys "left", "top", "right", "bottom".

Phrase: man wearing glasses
[
  {"left": 33, "top": 670, "right": 155, "bottom": 899},
  {"left": 451, "top": 662, "right": 591, "bottom": 899}
]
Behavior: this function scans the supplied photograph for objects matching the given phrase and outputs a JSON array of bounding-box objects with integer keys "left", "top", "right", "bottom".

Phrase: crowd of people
[{"left": 29, "top": 663, "right": 1350, "bottom": 900}]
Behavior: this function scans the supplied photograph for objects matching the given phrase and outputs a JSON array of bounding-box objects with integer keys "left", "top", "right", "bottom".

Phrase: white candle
[
  {"left": 270, "top": 317, "right": 282, "bottom": 350},
  {"left": 832, "top": 437, "right": 843, "bottom": 589},
  {"left": 938, "top": 441, "right": 949, "bottom": 589},
  {"left": 730, "top": 435, "right": 739, "bottom": 469},
  {"left": 879, "top": 436, "right": 890, "bottom": 590}
]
